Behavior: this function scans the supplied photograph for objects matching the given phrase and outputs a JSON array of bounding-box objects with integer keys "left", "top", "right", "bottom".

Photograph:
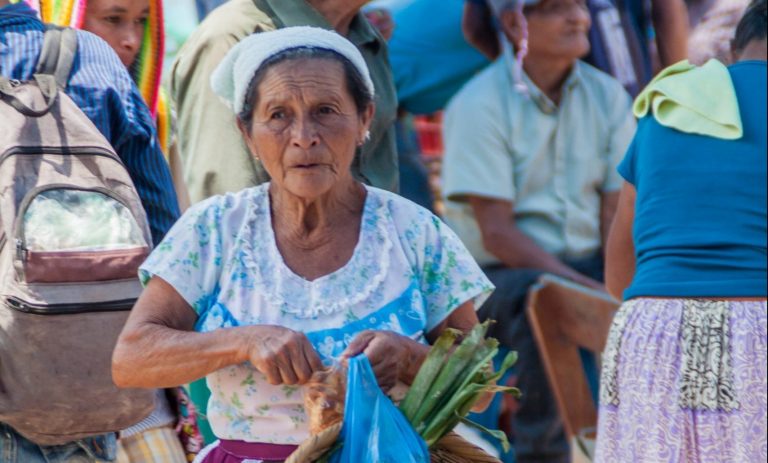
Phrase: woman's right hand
[{"left": 245, "top": 326, "right": 323, "bottom": 386}]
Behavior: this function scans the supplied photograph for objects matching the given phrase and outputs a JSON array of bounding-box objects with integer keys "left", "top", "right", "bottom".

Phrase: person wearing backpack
[{"left": 0, "top": 1, "right": 180, "bottom": 462}]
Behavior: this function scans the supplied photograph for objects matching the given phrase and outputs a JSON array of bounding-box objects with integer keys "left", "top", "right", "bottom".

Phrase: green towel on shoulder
[{"left": 633, "top": 59, "right": 743, "bottom": 140}]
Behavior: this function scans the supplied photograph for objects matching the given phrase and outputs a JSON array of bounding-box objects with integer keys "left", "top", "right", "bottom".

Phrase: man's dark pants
[{"left": 479, "top": 254, "right": 604, "bottom": 463}]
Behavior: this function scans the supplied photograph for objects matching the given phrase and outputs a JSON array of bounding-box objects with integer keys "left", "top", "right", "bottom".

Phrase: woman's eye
[
  {"left": 104, "top": 16, "right": 121, "bottom": 24},
  {"left": 269, "top": 111, "right": 285, "bottom": 120},
  {"left": 136, "top": 17, "right": 148, "bottom": 25},
  {"left": 318, "top": 106, "right": 336, "bottom": 115}
]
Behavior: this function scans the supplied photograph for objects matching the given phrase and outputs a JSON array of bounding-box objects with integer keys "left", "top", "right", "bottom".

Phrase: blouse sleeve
[
  {"left": 139, "top": 196, "right": 225, "bottom": 316},
  {"left": 406, "top": 208, "right": 495, "bottom": 333}
]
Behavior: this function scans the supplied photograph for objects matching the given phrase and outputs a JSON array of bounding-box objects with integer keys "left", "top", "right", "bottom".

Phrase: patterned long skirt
[{"left": 595, "top": 298, "right": 767, "bottom": 462}]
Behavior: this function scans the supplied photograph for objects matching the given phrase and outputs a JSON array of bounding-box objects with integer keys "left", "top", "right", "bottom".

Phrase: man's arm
[
  {"left": 651, "top": 0, "right": 689, "bottom": 67},
  {"left": 115, "top": 133, "right": 180, "bottom": 245},
  {"left": 468, "top": 196, "right": 604, "bottom": 289}
]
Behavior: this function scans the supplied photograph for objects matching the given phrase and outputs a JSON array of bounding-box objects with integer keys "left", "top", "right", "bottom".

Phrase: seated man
[
  {"left": 464, "top": 0, "right": 690, "bottom": 96},
  {"left": 441, "top": 0, "right": 635, "bottom": 461}
]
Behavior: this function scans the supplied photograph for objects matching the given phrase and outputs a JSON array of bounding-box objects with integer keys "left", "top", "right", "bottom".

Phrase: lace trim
[
  {"left": 600, "top": 299, "right": 740, "bottom": 412},
  {"left": 239, "top": 184, "right": 393, "bottom": 319}
]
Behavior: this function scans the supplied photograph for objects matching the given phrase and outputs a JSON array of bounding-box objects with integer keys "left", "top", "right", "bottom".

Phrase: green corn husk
[
  {"left": 419, "top": 336, "right": 499, "bottom": 427},
  {"left": 399, "top": 321, "right": 521, "bottom": 450},
  {"left": 422, "top": 383, "right": 517, "bottom": 445},
  {"left": 459, "top": 415, "right": 513, "bottom": 453},
  {"left": 399, "top": 327, "right": 462, "bottom": 422},
  {"left": 409, "top": 322, "right": 489, "bottom": 425}
]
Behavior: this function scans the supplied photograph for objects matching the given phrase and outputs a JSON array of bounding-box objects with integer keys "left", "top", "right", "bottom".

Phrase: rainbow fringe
[{"left": 28, "top": 0, "right": 171, "bottom": 156}]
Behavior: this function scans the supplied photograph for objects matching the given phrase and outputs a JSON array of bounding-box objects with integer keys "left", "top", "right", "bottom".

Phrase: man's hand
[{"left": 365, "top": 9, "right": 395, "bottom": 41}]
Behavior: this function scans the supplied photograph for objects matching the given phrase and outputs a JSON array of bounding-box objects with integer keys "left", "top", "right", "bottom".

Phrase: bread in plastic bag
[{"left": 304, "top": 364, "right": 346, "bottom": 436}]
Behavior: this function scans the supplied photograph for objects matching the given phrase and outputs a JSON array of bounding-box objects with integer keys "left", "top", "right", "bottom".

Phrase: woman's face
[
  {"left": 82, "top": 0, "right": 149, "bottom": 68},
  {"left": 241, "top": 58, "right": 374, "bottom": 201}
]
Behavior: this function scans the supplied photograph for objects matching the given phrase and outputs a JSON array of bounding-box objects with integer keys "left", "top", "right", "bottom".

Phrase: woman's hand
[
  {"left": 342, "top": 330, "right": 429, "bottom": 392},
  {"left": 245, "top": 326, "right": 323, "bottom": 386}
]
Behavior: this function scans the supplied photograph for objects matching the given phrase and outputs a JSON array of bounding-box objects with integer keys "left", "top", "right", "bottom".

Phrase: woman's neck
[
  {"left": 269, "top": 179, "right": 365, "bottom": 249},
  {"left": 307, "top": 0, "right": 365, "bottom": 36},
  {"left": 522, "top": 55, "right": 575, "bottom": 106},
  {"left": 737, "top": 40, "right": 768, "bottom": 63}
]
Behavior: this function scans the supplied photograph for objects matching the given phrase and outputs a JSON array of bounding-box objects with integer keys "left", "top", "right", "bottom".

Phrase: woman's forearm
[{"left": 112, "top": 322, "right": 250, "bottom": 388}]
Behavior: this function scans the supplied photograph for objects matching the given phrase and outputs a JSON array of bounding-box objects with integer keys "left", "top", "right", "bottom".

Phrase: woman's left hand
[{"left": 342, "top": 330, "right": 428, "bottom": 392}]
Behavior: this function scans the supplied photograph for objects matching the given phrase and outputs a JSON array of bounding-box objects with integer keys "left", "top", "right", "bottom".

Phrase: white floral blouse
[{"left": 139, "top": 184, "right": 493, "bottom": 444}]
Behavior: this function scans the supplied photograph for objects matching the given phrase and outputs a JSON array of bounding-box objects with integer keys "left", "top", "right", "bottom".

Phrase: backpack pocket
[{"left": 15, "top": 186, "right": 149, "bottom": 284}]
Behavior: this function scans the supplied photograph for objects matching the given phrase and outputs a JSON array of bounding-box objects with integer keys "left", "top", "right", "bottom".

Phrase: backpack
[{"left": 0, "top": 26, "right": 154, "bottom": 445}]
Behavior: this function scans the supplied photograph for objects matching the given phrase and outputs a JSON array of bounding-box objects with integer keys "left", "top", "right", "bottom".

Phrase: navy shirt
[
  {"left": 619, "top": 61, "right": 768, "bottom": 299},
  {"left": 0, "top": 2, "right": 179, "bottom": 245}
]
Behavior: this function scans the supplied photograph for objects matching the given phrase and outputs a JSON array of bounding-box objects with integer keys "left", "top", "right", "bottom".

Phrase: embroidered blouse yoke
[{"left": 140, "top": 184, "right": 493, "bottom": 443}]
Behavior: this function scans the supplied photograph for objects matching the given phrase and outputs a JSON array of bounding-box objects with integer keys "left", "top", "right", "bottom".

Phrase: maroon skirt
[{"left": 198, "top": 439, "right": 300, "bottom": 463}]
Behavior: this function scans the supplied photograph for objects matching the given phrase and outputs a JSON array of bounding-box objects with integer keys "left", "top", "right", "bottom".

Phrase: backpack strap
[
  {"left": 0, "top": 26, "right": 77, "bottom": 117},
  {"left": 35, "top": 25, "right": 78, "bottom": 90}
]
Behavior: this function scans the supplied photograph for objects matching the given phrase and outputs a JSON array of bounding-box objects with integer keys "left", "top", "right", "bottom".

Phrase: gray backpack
[{"left": 0, "top": 26, "right": 154, "bottom": 445}]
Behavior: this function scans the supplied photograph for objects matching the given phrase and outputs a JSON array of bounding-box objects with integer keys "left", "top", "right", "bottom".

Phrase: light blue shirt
[{"left": 442, "top": 48, "right": 636, "bottom": 266}]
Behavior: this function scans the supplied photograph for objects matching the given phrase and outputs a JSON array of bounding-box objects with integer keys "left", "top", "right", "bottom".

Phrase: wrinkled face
[
  {"left": 241, "top": 58, "right": 374, "bottom": 200},
  {"left": 526, "top": 0, "right": 591, "bottom": 60},
  {"left": 82, "top": 0, "right": 149, "bottom": 67}
]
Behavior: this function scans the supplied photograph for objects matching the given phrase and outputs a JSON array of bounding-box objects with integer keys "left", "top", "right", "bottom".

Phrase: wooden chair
[{"left": 525, "top": 274, "right": 620, "bottom": 459}]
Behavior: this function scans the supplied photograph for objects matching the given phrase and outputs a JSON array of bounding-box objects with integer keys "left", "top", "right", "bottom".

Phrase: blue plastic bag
[{"left": 330, "top": 355, "right": 430, "bottom": 463}]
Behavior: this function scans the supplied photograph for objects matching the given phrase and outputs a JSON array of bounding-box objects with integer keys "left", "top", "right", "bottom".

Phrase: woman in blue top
[{"left": 597, "top": 2, "right": 767, "bottom": 461}]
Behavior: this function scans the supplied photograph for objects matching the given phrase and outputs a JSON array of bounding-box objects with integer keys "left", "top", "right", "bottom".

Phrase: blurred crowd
[{"left": 0, "top": 0, "right": 765, "bottom": 463}]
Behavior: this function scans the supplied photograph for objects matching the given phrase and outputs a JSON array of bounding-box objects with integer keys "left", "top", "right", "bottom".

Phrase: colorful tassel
[{"left": 31, "top": 0, "right": 171, "bottom": 155}]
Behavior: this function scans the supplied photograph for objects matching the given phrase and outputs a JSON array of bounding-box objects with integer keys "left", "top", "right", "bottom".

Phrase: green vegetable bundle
[{"left": 399, "top": 321, "right": 520, "bottom": 450}]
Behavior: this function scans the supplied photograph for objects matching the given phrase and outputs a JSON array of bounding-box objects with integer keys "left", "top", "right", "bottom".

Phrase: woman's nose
[
  {"left": 121, "top": 30, "right": 141, "bottom": 53},
  {"left": 291, "top": 116, "right": 319, "bottom": 148}
]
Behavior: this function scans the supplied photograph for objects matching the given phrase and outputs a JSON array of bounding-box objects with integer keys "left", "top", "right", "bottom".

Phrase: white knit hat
[{"left": 211, "top": 26, "right": 375, "bottom": 114}]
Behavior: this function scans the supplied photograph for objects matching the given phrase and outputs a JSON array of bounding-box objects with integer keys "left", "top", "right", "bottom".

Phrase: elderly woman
[
  {"left": 112, "top": 27, "right": 493, "bottom": 463},
  {"left": 598, "top": 1, "right": 767, "bottom": 461},
  {"left": 171, "top": 0, "right": 398, "bottom": 204}
]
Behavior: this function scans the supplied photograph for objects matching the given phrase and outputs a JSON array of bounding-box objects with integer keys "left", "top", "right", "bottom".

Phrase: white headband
[{"left": 211, "top": 26, "right": 376, "bottom": 115}]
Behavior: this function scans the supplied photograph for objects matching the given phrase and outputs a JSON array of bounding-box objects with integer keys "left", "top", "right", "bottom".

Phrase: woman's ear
[
  {"left": 358, "top": 102, "right": 376, "bottom": 143},
  {"left": 236, "top": 118, "right": 260, "bottom": 160},
  {"left": 236, "top": 118, "right": 251, "bottom": 142}
]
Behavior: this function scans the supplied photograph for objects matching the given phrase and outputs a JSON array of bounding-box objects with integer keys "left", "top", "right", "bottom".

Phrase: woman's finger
[
  {"left": 261, "top": 360, "right": 283, "bottom": 386},
  {"left": 302, "top": 340, "right": 324, "bottom": 372},
  {"left": 342, "top": 330, "right": 376, "bottom": 358},
  {"left": 279, "top": 361, "right": 299, "bottom": 385},
  {"left": 295, "top": 347, "right": 321, "bottom": 384}
]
